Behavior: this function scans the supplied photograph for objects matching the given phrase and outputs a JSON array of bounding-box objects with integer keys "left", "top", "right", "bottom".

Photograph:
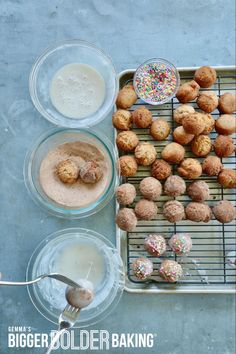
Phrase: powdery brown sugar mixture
[{"left": 39, "top": 141, "right": 110, "bottom": 208}]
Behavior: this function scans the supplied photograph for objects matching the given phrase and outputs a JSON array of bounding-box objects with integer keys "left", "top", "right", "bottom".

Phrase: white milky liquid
[
  {"left": 50, "top": 63, "right": 105, "bottom": 119},
  {"left": 54, "top": 242, "right": 106, "bottom": 289}
]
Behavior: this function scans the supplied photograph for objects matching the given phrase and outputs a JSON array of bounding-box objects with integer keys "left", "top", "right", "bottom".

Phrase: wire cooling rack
[{"left": 115, "top": 67, "right": 236, "bottom": 293}]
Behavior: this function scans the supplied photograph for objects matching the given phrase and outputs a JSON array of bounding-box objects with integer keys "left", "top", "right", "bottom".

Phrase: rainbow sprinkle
[{"left": 134, "top": 61, "right": 178, "bottom": 104}]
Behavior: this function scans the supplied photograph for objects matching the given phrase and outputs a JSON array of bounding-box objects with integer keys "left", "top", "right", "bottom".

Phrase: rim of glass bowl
[
  {"left": 26, "top": 228, "right": 125, "bottom": 327},
  {"left": 23, "top": 128, "right": 119, "bottom": 219},
  {"left": 133, "top": 57, "right": 180, "bottom": 106},
  {"left": 29, "top": 39, "right": 118, "bottom": 128}
]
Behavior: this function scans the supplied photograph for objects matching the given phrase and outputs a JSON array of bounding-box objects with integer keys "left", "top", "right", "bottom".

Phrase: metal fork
[
  {"left": 0, "top": 273, "right": 81, "bottom": 288},
  {"left": 45, "top": 304, "right": 81, "bottom": 354}
]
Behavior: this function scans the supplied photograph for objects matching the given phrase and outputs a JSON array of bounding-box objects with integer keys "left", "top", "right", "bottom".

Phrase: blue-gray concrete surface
[{"left": 0, "top": 1, "right": 235, "bottom": 353}]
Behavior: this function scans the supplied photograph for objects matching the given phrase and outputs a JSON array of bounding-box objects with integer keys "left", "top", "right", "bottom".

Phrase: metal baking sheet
[{"left": 115, "top": 66, "right": 236, "bottom": 294}]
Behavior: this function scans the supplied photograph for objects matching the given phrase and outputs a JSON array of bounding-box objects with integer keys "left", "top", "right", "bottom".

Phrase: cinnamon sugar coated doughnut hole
[
  {"left": 163, "top": 200, "right": 185, "bottom": 222},
  {"left": 57, "top": 159, "right": 79, "bottom": 184},
  {"left": 176, "top": 80, "right": 200, "bottom": 103},
  {"left": 151, "top": 159, "right": 172, "bottom": 180},
  {"left": 116, "top": 85, "right": 137, "bottom": 109},
  {"left": 213, "top": 200, "right": 236, "bottom": 223},
  {"left": 194, "top": 66, "right": 217, "bottom": 88},
  {"left": 187, "top": 181, "right": 210, "bottom": 202},
  {"left": 215, "top": 114, "right": 236, "bottom": 135},
  {"left": 140, "top": 177, "right": 162, "bottom": 201},
  {"left": 144, "top": 234, "right": 167, "bottom": 257},
  {"left": 202, "top": 156, "right": 223, "bottom": 176},
  {"left": 173, "top": 104, "right": 195, "bottom": 125},
  {"left": 214, "top": 135, "right": 235, "bottom": 157},
  {"left": 116, "top": 131, "right": 139, "bottom": 152},
  {"left": 132, "top": 106, "right": 153, "bottom": 128},
  {"left": 197, "top": 91, "right": 218, "bottom": 113},
  {"left": 177, "top": 158, "right": 202, "bottom": 179},
  {"left": 116, "top": 208, "right": 137, "bottom": 231},
  {"left": 119, "top": 156, "right": 138, "bottom": 176},
  {"left": 164, "top": 175, "right": 186, "bottom": 197},
  {"left": 135, "top": 142, "right": 157, "bottom": 166},
  {"left": 161, "top": 142, "right": 185, "bottom": 163},
  {"left": 191, "top": 135, "right": 212, "bottom": 157},
  {"left": 201, "top": 113, "right": 215, "bottom": 134},
  {"left": 135, "top": 199, "right": 158, "bottom": 220},
  {"left": 112, "top": 109, "right": 132, "bottom": 131},
  {"left": 218, "top": 169, "right": 236, "bottom": 189},
  {"left": 150, "top": 119, "right": 170, "bottom": 141},
  {"left": 159, "top": 260, "right": 183, "bottom": 282},
  {"left": 173, "top": 126, "right": 194, "bottom": 145},
  {"left": 80, "top": 161, "right": 103, "bottom": 184},
  {"left": 116, "top": 183, "right": 136, "bottom": 205},
  {"left": 186, "top": 202, "right": 212, "bottom": 223},
  {"left": 218, "top": 92, "right": 236, "bottom": 114},
  {"left": 169, "top": 233, "right": 192, "bottom": 255},
  {"left": 132, "top": 257, "right": 153, "bottom": 280},
  {"left": 182, "top": 113, "right": 206, "bottom": 135}
]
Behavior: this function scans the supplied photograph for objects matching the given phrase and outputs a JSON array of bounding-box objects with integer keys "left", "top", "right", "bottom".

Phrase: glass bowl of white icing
[
  {"left": 29, "top": 39, "right": 118, "bottom": 128},
  {"left": 26, "top": 228, "right": 125, "bottom": 327},
  {"left": 24, "top": 128, "right": 118, "bottom": 218}
]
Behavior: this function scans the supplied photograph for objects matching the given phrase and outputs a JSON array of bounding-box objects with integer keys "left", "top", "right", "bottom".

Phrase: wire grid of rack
[{"left": 115, "top": 67, "right": 236, "bottom": 293}]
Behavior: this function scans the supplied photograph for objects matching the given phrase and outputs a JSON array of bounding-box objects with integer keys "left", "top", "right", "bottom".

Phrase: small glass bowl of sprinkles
[{"left": 133, "top": 58, "right": 180, "bottom": 105}]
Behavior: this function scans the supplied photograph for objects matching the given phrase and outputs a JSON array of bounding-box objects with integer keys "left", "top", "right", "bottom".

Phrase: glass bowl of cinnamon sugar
[{"left": 24, "top": 128, "right": 118, "bottom": 218}]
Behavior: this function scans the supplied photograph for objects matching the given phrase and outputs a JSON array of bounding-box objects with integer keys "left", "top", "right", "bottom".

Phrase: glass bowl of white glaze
[
  {"left": 29, "top": 39, "right": 118, "bottom": 128},
  {"left": 24, "top": 128, "right": 118, "bottom": 218},
  {"left": 26, "top": 228, "right": 125, "bottom": 327}
]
